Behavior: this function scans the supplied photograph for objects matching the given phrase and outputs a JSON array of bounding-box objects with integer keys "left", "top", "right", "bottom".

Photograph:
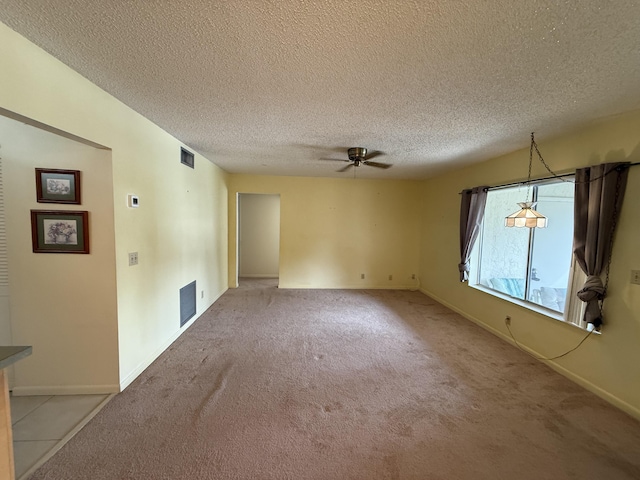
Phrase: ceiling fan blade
[
  {"left": 363, "top": 161, "right": 392, "bottom": 169},
  {"left": 320, "top": 158, "right": 350, "bottom": 163},
  {"left": 337, "top": 163, "right": 355, "bottom": 172},
  {"left": 364, "top": 150, "right": 384, "bottom": 161}
]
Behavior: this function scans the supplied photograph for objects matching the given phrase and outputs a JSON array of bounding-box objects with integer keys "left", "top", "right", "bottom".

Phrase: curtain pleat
[
  {"left": 459, "top": 186, "right": 489, "bottom": 282},
  {"left": 573, "top": 163, "right": 629, "bottom": 328}
]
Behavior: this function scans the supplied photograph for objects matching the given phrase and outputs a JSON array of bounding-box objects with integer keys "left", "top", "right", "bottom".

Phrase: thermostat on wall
[{"left": 127, "top": 194, "right": 140, "bottom": 208}]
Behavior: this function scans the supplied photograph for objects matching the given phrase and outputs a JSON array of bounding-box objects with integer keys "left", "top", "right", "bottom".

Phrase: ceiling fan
[{"left": 323, "top": 147, "right": 392, "bottom": 172}]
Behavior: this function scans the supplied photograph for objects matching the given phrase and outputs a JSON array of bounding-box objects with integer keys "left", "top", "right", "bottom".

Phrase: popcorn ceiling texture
[{"left": 1, "top": 1, "right": 640, "bottom": 179}]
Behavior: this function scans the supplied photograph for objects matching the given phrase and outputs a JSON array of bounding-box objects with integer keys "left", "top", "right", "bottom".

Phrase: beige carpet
[{"left": 29, "top": 279, "right": 640, "bottom": 479}]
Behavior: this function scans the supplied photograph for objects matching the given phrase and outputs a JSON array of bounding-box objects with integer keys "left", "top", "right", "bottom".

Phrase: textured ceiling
[{"left": 1, "top": 1, "right": 640, "bottom": 179}]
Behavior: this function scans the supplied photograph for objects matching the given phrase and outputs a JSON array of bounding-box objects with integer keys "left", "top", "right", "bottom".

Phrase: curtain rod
[{"left": 458, "top": 161, "right": 640, "bottom": 194}]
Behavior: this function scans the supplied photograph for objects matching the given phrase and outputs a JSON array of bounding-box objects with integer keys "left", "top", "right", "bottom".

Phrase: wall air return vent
[
  {"left": 180, "top": 147, "right": 195, "bottom": 169},
  {"left": 179, "top": 280, "right": 197, "bottom": 327}
]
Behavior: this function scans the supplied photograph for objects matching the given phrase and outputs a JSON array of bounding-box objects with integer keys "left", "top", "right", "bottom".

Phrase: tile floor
[{"left": 10, "top": 394, "right": 111, "bottom": 479}]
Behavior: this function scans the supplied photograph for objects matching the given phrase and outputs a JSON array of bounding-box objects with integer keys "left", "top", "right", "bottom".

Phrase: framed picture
[
  {"left": 35, "top": 168, "right": 81, "bottom": 204},
  {"left": 30, "top": 210, "right": 90, "bottom": 254}
]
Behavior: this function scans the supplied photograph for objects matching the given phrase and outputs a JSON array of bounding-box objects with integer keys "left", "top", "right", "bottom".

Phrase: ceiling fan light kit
[{"left": 348, "top": 147, "right": 368, "bottom": 163}]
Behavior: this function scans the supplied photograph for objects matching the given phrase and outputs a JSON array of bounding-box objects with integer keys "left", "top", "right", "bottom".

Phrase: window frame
[{"left": 467, "top": 177, "right": 590, "bottom": 331}]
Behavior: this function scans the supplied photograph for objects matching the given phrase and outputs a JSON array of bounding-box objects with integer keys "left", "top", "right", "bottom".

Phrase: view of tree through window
[{"left": 471, "top": 181, "right": 575, "bottom": 314}]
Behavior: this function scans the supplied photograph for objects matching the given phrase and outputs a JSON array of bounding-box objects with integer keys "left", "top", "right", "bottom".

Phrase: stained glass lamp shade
[{"left": 504, "top": 202, "right": 547, "bottom": 228}]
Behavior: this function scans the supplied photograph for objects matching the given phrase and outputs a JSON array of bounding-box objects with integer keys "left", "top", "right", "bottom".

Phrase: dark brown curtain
[
  {"left": 573, "top": 163, "right": 629, "bottom": 328},
  {"left": 459, "top": 186, "right": 489, "bottom": 282}
]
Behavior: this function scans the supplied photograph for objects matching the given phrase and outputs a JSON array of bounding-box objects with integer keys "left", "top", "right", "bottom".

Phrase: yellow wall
[
  {"left": 0, "top": 21, "right": 229, "bottom": 392},
  {"left": 1, "top": 116, "right": 119, "bottom": 393},
  {"left": 229, "top": 175, "right": 421, "bottom": 289},
  {"left": 419, "top": 110, "right": 640, "bottom": 418}
]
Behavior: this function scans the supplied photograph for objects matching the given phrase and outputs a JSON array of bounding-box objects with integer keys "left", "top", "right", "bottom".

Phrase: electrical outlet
[
  {"left": 128, "top": 252, "right": 138, "bottom": 266},
  {"left": 388, "top": 275, "right": 393, "bottom": 281},
  {"left": 504, "top": 316, "right": 511, "bottom": 327},
  {"left": 361, "top": 273, "right": 365, "bottom": 279},
  {"left": 201, "top": 290, "right": 204, "bottom": 298},
  {"left": 631, "top": 270, "right": 640, "bottom": 285}
]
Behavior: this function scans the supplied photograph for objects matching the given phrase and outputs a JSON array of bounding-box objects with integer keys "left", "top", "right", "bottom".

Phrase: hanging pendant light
[
  {"left": 504, "top": 202, "right": 548, "bottom": 227},
  {"left": 505, "top": 133, "right": 548, "bottom": 228}
]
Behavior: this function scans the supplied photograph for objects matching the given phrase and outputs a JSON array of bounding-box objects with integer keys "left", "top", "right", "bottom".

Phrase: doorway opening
[{"left": 237, "top": 193, "right": 281, "bottom": 287}]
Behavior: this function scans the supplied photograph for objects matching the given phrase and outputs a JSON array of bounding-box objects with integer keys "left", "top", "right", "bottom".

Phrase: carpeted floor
[{"left": 29, "top": 279, "right": 640, "bottom": 479}]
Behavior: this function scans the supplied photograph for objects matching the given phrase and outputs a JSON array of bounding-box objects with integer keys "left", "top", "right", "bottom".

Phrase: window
[{"left": 468, "top": 179, "right": 587, "bottom": 328}]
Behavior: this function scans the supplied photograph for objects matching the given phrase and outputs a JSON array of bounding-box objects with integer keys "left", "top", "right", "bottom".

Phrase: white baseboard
[
  {"left": 11, "top": 384, "right": 119, "bottom": 396},
  {"left": 239, "top": 274, "right": 279, "bottom": 278},
  {"left": 119, "top": 287, "right": 227, "bottom": 391},
  {"left": 278, "top": 283, "right": 416, "bottom": 290},
  {"left": 119, "top": 327, "right": 190, "bottom": 391},
  {"left": 419, "top": 287, "right": 640, "bottom": 421}
]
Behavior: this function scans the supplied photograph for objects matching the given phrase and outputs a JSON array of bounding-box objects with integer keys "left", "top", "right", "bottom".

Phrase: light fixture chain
[
  {"left": 531, "top": 132, "right": 625, "bottom": 184},
  {"left": 527, "top": 133, "right": 534, "bottom": 201},
  {"left": 531, "top": 133, "right": 572, "bottom": 183}
]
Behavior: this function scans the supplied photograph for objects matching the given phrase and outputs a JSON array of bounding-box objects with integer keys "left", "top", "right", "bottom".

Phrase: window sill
[{"left": 469, "top": 283, "right": 598, "bottom": 334}]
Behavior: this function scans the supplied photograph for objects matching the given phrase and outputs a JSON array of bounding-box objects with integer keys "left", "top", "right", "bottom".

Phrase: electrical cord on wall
[{"left": 505, "top": 318, "right": 594, "bottom": 361}]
